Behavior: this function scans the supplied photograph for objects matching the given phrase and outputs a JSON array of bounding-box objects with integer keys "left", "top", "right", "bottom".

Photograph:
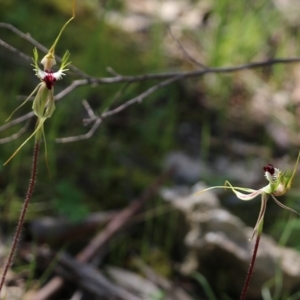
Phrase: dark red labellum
[
  {"left": 263, "top": 164, "right": 275, "bottom": 175},
  {"left": 43, "top": 70, "right": 56, "bottom": 90}
]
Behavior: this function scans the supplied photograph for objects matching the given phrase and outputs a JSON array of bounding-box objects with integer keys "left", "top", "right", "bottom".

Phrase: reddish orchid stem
[
  {"left": 240, "top": 233, "right": 261, "bottom": 300},
  {"left": 0, "top": 141, "right": 40, "bottom": 292}
]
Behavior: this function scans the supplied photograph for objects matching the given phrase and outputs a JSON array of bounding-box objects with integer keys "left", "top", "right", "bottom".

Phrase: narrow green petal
[
  {"left": 195, "top": 185, "right": 233, "bottom": 195},
  {"left": 3, "top": 122, "right": 40, "bottom": 165},
  {"left": 44, "top": 90, "right": 56, "bottom": 119},
  {"left": 225, "top": 181, "right": 262, "bottom": 201},
  {"left": 286, "top": 150, "right": 300, "bottom": 190},
  {"left": 32, "top": 47, "right": 39, "bottom": 69},
  {"left": 32, "top": 83, "right": 48, "bottom": 119},
  {"left": 60, "top": 50, "right": 71, "bottom": 69},
  {"left": 34, "top": 116, "right": 48, "bottom": 142},
  {"left": 48, "top": 0, "right": 75, "bottom": 55},
  {"left": 3, "top": 115, "right": 49, "bottom": 165},
  {"left": 195, "top": 185, "right": 256, "bottom": 196},
  {"left": 6, "top": 83, "right": 43, "bottom": 122},
  {"left": 271, "top": 195, "right": 300, "bottom": 216}
]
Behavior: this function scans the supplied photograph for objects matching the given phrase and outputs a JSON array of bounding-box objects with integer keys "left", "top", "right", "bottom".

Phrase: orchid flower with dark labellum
[
  {"left": 3, "top": 49, "right": 71, "bottom": 166},
  {"left": 3, "top": 2, "right": 75, "bottom": 165},
  {"left": 196, "top": 152, "right": 300, "bottom": 240}
]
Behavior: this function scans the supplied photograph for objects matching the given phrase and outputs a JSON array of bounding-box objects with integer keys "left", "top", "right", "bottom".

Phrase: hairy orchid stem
[
  {"left": 240, "top": 232, "right": 262, "bottom": 300},
  {"left": 0, "top": 141, "right": 40, "bottom": 293}
]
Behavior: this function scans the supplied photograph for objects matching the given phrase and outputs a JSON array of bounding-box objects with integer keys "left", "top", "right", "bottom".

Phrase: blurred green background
[{"left": 1, "top": 0, "right": 300, "bottom": 298}]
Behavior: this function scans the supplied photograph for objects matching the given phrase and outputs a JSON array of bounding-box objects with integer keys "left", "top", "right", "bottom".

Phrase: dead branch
[
  {"left": 167, "top": 27, "right": 207, "bottom": 69},
  {"left": 0, "top": 38, "right": 32, "bottom": 62},
  {"left": 55, "top": 118, "right": 102, "bottom": 143},
  {"left": 2, "top": 21, "right": 300, "bottom": 143},
  {"left": 0, "top": 121, "right": 30, "bottom": 144},
  {"left": 56, "top": 75, "right": 183, "bottom": 142},
  {"left": 0, "top": 112, "right": 34, "bottom": 133}
]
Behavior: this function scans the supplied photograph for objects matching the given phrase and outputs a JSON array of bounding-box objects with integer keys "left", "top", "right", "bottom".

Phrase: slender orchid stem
[
  {"left": 240, "top": 231, "right": 262, "bottom": 300},
  {"left": 0, "top": 141, "right": 40, "bottom": 292}
]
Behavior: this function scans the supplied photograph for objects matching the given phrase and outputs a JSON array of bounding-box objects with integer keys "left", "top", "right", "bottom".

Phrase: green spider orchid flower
[
  {"left": 196, "top": 151, "right": 300, "bottom": 240},
  {"left": 3, "top": 50, "right": 71, "bottom": 165},
  {"left": 4, "top": 1, "right": 75, "bottom": 165}
]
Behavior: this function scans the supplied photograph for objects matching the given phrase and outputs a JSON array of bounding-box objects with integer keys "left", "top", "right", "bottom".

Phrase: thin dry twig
[
  {"left": 56, "top": 98, "right": 103, "bottom": 143},
  {"left": 0, "top": 121, "right": 30, "bottom": 144},
  {"left": 3, "top": 22, "right": 300, "bottom": 144},
  {"left": 0, "top": 38, "right": 32, "bottom": 62},
  {"left": 34, "top": 56, "right": 300, "bottom": 86},
  {"left": 85, "top": 57, "right": 300, "bottom": 84},
  {"left": 106, "top": 66, "right": 122, "bottom": 77},
  {"left": 103, "top": 74, "right": 184, "bottom": 118},
  {"left": 56, "top": 75, "right": 183, "bottom": 142},
  {"left": 55, "top": 118, "right": 102, "bottom": 143},
  {"left": 2, "top": 20, "right": 300, "bottom": 82},
  {"left": 167, "top": 27, "right": 207, "bottom": 69},
  {"left": 54, "top": 79, "right": 87, "bottom": 100},
  {"left": 0, "top": 23, "right": 48, "bottom": 53},
  {"left": 4, "top": 53, "right": 300, "bottom": 143},
  {"left": 82, "top": 99, "right": 96, "bottom": 119},
  {"left": 2, "top": 20, "right": 300, "bottom": 85},
  {"left": 0, "top": 112, "right": 34, "bottom": 133}
]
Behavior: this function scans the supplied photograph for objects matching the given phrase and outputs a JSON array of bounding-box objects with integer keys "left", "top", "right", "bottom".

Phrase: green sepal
[
  {"left": 5, "top": 83, "right": 43, "bottom": 122},
  {"left": 61, "top": 50, "right": 71, "bottom": 69},
  {"left": 32, "top": 47, "right": 39, "bottom": 70}
]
